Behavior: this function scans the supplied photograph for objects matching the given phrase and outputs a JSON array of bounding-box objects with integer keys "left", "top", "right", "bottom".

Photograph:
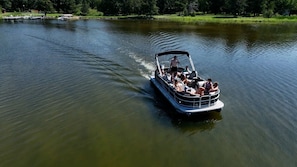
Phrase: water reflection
[{"left": 105, "top": 20, "right": 297, "bottom": 48}]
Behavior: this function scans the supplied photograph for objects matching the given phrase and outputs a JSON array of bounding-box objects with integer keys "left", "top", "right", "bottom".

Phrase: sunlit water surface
[{"left": 0, "top": 20, "right": 297, "bottom": 167}]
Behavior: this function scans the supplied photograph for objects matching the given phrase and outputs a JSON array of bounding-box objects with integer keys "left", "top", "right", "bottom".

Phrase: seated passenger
[
  {"left": 183, "top": 66, "right": 191, "bottom": 76},
  {"left": 180, "top": 74, "right": 189, "bottom": 85},
  {"left": 174, "top": 79, "right": 184, "bottom": 92},
  {"left": 195, "top": 78, "right": 213, "bottom": 96},
  {"left": 161, "top": 69, "right": 165, "bottom": 76},
  {"left": 188, "top": 71, "right": 196, "bottom": 79},
  {"left": 160, "top": 65, "right": 165, "bottom": 76},
  {"left": 210, "top": 82, "right": 219, "bottom": 92}
]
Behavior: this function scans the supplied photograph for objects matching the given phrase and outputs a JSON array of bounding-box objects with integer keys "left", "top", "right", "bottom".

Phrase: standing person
[{"left": 170, "top": 56, "right": 179, "bottom": 80}]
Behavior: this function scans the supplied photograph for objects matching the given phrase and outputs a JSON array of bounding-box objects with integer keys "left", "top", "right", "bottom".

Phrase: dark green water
[{"left": 0, "top": 20, "right": 297, "bottom": 167}]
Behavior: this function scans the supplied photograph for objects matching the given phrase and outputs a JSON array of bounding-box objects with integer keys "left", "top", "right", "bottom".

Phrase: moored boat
[
  {"left": 3, "top": 15, "right": 23, "bottom": 21},
  {"left": 150, "top": 50, "right": 224, "bottom": 115},
  {"left": 57, "top": 14, "right": 79, "bottom": 21}
]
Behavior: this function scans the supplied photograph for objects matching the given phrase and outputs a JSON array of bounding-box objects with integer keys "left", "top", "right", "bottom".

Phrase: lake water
[{"left": 0, "top": 19, "right": 297, "bottom": 167}]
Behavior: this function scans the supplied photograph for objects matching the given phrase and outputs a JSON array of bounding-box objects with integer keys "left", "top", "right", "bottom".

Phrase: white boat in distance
[
  {"left": 57, "top": 14, "right": 75, "bottom": 21},
  {"left": 150, "top": 50, "right": 224, "bottom": 115}
]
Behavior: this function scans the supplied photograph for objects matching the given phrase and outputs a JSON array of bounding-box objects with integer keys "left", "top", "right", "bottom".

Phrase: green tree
[
  {"left": 36, "top": 0, "right": 54, "bottom": 15},
  {"left": 174, "top": 0, "right": 187, "bottom": 15},
  {"left": 99, "top": 0, "right": 120, "bottom": 15},
  {"left": 0, "top": 0, "right": 12, "bottom": 11},
  {"left": 275, "top": 0, "right": 297, "bottom": 14},
  {"left": 209, "top": 0, "right": 225, "bottom": 14},
  {"left": 246, "top": 0, "right": 263, "bottom": 16},
  {"left": 141, "top": 0, "right": 158, "bottom": 15},
  {"left": 81, "top": 0, "right": 89, "bottom": 15},
  {"left": 198, "top": 0, "right": 210, "bottom": 13},
  {"left": 118, "top": 0, "right": 132, "bottom": 15},
  {"left": 157, "top": 0, "right": 177, "bottom": 14},
  {"left": 59, "top": 0, "right": 76, "bottom": 13},
  {"left": 1, "top": 0, "right": 297, "bottom": 17},
  {"left": 51, "top": 0, "right": 61, "bottom": 12},
  {"left": 187, "top": 0, "right": 199, "bottom": 15},
  {"left": 10, "top": 0, "right": 26, "bottom": 11},
  {"left": 89, "top": 0, "right": 101, "bottom": 9},
  {"left": 226, "top": 0, "right": 247, "bottom": 15},
  {"left": 262, "top": 0, "right": 275, "bottom": 17}
]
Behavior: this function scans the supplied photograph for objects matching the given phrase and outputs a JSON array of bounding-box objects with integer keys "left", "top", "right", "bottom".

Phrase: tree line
[{"left": 1, "top": 0, "right": 297, "bottom": 17}]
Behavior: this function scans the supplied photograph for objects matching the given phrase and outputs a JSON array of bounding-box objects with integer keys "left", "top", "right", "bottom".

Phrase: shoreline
[
  {"left": 153, "top": 15, "right": 297, "bottom": 24},
  {"left": 1, "top": 13, "right": 297, "bottom": 24}
]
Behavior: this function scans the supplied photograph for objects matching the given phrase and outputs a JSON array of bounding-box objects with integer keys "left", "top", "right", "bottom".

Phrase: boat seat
[{"left": 188, "top": 71, "right": 196, "bottom": 79}]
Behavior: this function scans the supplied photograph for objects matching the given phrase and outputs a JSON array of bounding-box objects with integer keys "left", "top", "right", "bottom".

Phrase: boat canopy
[
  {"left": 155, "top": 50, "right": 195, "bottom": 75},
  {"left": 155, "top": 50, "right": 190, "bottom": 58}
]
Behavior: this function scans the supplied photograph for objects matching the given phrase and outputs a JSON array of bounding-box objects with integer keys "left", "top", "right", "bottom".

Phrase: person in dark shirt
[{"left": 196, "top": 78, "right": 213, "bottom": 96}]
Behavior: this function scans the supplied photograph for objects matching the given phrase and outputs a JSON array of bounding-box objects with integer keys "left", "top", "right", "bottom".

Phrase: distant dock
[{"left": 3, "top": 15, "right": 44, "bottom": 21}]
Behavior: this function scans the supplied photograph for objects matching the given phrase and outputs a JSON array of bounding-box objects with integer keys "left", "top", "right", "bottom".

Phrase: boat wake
[
  {"left": 25, "top": 34, "right": 153, "bottom": 99},
  {"left": 125, "top": 32, "right": 188, "bottom": 79},
  {"left": 128, "top": 52, "right": 155, "bottom": 79}
]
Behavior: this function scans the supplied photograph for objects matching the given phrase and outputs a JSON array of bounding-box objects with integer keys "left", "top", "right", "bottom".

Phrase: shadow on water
[
  {"left": 151, "top": 83, "right": 222, "bottom": 133},
  {"left": 167, "top": 110, "right": 222, "bottom": 134}
]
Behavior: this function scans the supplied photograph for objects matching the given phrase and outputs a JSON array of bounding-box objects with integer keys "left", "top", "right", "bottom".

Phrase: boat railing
[
  {"left": 156, "top": 73, "right": 220, "bottom": 109},
  {"left": 173, "top": 90, "right": 220, "bottom": 109}
]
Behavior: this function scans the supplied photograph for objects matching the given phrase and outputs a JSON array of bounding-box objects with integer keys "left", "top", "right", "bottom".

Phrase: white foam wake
[{"left": 128, "top": 52, "right": 155, "bottom": 79}]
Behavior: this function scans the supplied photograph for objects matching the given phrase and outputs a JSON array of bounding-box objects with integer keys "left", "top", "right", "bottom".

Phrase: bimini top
[{"left": 155, "top": 50, "right": 190, "bottom": 58}]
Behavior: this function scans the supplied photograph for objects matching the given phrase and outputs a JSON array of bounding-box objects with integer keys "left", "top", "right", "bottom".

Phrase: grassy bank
[
  {"left": 154, "top": 14, "right": 297, "bottom": 24},
  {"left": 1, "top": 12, "right": 297, "bottom": 24},
  {"left": 0, "top": 12, "right": 59, "bottom": 19},
  {"left": 82, "top": 14, "right": 297, "bottom": 24}
]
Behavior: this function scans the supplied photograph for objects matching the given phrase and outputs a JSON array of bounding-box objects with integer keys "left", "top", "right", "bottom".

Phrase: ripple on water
[{"left": 149, "top": 32, "right": 185, "bottom": 52}]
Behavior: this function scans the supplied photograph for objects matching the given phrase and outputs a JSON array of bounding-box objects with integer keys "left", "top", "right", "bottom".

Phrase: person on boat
[
  {"left": 160, "top": 64, "right": 165, "bottom": 76},
  {"left": 170, "top": 56, "right": 179, "bottom": 80},
  {"left": 180, "top": 74, "right": 197, "bottom": 94},
  {"left": 174, "top": 78, "right": 184, "bottom": 92},
  {"left": 183, "top": 66, "right": 191, "bottom": 76},
  {"left": 210, "top": 82, "right": 219, "bottom": 92},
  {"left": 180, "top": 74, "right": 189, "bottom": 85},
  {"left": 185, "top": 66, "right": 191, "bottom": 72},
  {"left": 196, "top": 78, "right": 213, "bottom": 96}
]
